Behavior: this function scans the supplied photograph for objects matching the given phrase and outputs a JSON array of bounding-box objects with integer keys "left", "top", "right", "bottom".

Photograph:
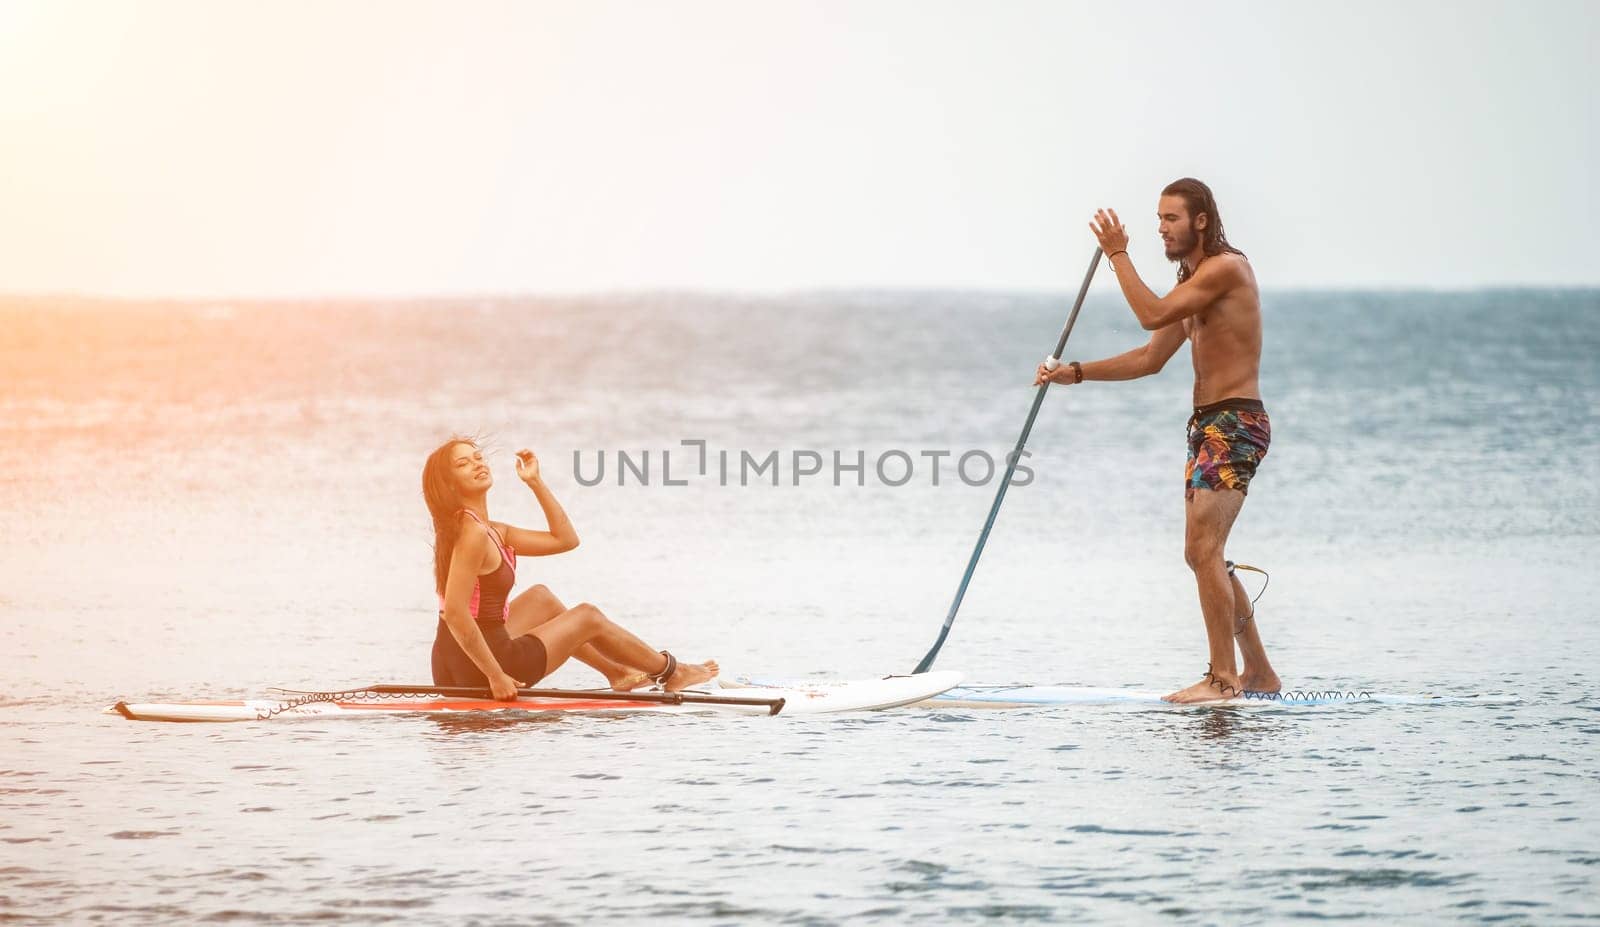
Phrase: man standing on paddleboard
[{"left": 1034, "top": 178, "right": 1281, "bottom": 704}]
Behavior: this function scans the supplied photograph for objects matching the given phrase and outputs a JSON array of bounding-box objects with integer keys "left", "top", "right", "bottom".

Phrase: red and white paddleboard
[{"left": 108, "top": 672, "right": 963, "bottom": 722}]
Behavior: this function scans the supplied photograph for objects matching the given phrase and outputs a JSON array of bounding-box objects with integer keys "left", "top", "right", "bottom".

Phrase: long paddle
[
  {"left": 293, "top": 684, "right": 786, "bottom": 715},
  {"left": 912, "top": 248, "right": 1103, "bottom": 673}
]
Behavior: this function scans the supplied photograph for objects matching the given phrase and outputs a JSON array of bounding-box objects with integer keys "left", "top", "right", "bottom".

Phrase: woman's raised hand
[{"left": 514, "top": 449, "right": 542, "bottom": 485}]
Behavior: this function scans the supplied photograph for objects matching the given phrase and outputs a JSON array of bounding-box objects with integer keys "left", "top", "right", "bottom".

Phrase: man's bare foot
[
  {"left": 1163, "top": 669, "right": 1243, "bottom": 704},
  {"left": 665, "top": 658, "right": 719, "bottom": 692},
  {"left": 1242, "top": 669, "right": 1281, "bottom": 694}
]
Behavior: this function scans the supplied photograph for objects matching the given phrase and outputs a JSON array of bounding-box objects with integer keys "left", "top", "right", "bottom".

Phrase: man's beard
[{"left": 1165, "top": 227, "right": 1198, "bottom": 261}]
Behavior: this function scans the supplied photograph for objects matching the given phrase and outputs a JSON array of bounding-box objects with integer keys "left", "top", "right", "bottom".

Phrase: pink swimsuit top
[{"left": 439, "top": 510, "right": 517, "bottom": 621}]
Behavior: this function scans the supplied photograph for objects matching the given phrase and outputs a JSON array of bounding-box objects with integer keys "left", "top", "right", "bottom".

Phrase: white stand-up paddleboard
[
  {"left": 925, "top": 684, "right": 1520, "bottom": 708},
  {"left": 109, "top": 672, "right": 964, "bottom": 723},
  {"left": 733, "top": 678, "right": 1516, "bottom": 708},
  {"left": 715, "top": 671, "right": 965, "bottom": 711}
]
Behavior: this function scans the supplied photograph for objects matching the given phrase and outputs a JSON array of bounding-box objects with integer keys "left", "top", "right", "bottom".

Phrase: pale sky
[{"left": 1, "top": 0, "right": 1594, "bottom": 297}]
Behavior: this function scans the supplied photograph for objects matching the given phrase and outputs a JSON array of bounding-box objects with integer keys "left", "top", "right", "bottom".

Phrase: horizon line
[{"left": 2, "top": 282, "right": 1597, "bottom": 306}]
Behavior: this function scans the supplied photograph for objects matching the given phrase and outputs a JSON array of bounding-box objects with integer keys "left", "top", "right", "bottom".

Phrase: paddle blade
[{"left": 912, "top": 626, "right": 952, "bottom": 674}]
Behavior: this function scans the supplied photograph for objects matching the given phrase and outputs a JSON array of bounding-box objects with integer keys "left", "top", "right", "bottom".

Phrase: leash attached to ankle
[
  {"left": 648, "top": 651, "right": 677, "bottom": 689},
  {"left": 1201, "top": 662, "right": 1241, "bottom": 697},
  {"left": 1226, "top": 560, "right": 1271, "bottom": 635}
]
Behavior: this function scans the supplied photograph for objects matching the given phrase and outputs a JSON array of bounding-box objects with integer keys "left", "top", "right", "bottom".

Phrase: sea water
[{"left": 2, "top": 289, "right": 1597, "bottom": 923}]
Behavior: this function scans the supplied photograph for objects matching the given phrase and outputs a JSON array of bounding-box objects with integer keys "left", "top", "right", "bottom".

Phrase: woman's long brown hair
[{"left": 421, "top": 437, "right": 477, "bottom": 597}]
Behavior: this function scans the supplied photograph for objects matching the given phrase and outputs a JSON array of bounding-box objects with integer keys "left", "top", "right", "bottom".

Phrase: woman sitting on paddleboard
[{"left": 423, "top": 437, "right": 717, "bottom": 700}]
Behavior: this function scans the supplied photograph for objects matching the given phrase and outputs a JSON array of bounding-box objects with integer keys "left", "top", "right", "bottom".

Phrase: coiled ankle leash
[{"left": 1227, "top": 560, "right": 1270, "bottom": 636}]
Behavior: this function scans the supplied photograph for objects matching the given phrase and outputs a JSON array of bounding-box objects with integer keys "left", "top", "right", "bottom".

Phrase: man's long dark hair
[{"left": 1162, "top": 177, "right": 1244, "bottom": 283}]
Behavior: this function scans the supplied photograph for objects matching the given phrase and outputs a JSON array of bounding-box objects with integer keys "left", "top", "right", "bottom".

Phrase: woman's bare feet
[
  {"left": 608, "top": 672, "right": 652, "bottom": 692},
  {"left": 1241, "top": 669, "right": 1281, "bottom": 694},
  {"left": 665, "top": 658, "right": 719, "bottom": 692},
  {"left": 607, "top": 656, "right": 719, "bottom": 692}
]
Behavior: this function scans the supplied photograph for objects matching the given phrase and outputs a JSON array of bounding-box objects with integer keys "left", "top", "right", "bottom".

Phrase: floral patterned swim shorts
[{"left": 1185, "top": 398, "right": 1272, "bottom": 498}]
